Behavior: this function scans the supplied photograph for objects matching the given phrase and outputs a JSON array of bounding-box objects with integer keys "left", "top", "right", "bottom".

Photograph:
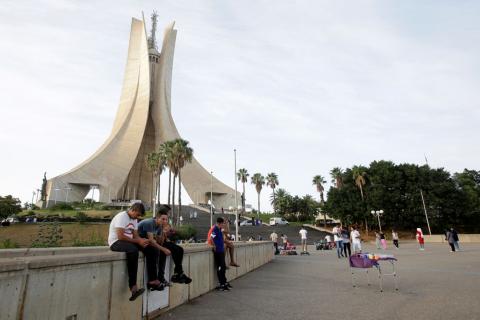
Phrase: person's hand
[
  {"left": 139, "top": 238, "right": 149, "bottom": 247},
  {"left": 163, "top": 248, "right": 171, "bottom": 256}
]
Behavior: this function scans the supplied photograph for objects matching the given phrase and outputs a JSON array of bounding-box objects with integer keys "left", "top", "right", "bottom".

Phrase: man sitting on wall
[
  {"left": 108, "top": 203, "right": 161, "bottom": 301},
  {"left": 138, "top": 205, "right": 192, "bottom": 287}
]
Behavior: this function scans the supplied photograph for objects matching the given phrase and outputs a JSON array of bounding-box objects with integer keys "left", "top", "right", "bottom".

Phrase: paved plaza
[{"left": 159, "top": 242, "right": 480, "bottom": 320}]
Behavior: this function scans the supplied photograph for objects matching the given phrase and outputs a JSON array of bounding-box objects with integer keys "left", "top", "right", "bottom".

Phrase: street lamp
[
  {"left": 210, "top": 171, "right": 213, "bottom": 227},
  {"left": 371, "top": 209, "right": 384, "bottom": 232},
  {"left": 234, "top": 149, "right": 239, "bottom": 241}
]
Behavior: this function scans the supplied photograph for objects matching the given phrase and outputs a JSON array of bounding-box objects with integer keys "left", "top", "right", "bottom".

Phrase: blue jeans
[
  {"left": 454, "top": 241, "right": 460, "bottom": 251},
  {"left": 336, "top": 240, "right": 343, "bottom": 257}
]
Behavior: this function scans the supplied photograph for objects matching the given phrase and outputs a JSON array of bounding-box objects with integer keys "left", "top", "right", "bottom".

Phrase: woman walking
[
  {"left": 380, "top": 231, "right": 387, "bottom": 250},
  {"left": 392, "top": 229, "right": 399, "bottom": 249},
  {"left": 341, "top": 226, "right": 351, "bottom": 257},
  {"left": 446, "top": 228, "right": 456, "bottom": 252}
]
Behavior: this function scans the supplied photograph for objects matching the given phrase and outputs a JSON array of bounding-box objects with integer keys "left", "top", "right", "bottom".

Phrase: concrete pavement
[{"left": 157, "top": 242, "right": 480, "bottom": 320}]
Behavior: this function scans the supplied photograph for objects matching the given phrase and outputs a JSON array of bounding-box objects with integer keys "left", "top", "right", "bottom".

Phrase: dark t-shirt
[
  {"left": 138, "top": 218, "right": 162, "bottom": 239},
  {"left": 211, "top": 225, "right": 224, "bottom": 253}
]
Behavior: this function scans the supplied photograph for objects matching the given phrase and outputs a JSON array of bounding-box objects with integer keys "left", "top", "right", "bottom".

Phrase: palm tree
[
  {"left": 330, "top": 167, "right": 343, "bottom": 188},
  {"left": 172, "top": 139, "right": 193, "bottom": 224},
  {"left": 159, "top": 141, "right": 175, "bottom": 207},
  {"left": 352, "top": 165, "right": 368, "bottom": 234},
  {"left": 237, "top": 168, "right": 249, "bottom": 211},
  {"left": 145, "top": 151, "right": 166, "bottom": 216},
  {"left": 251, "top": 173, "right": 265, "bottom": 219},
  {"left": 266, "top": 173, "right": 279, "bottom": 214},
  {"left": 312, "top": 175, "right": 327, "bottom": 227}
]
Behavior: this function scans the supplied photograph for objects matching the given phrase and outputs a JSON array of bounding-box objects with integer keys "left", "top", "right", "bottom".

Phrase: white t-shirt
[
  {"left": 351, "top": 230, "right": 361, "bottom": 243},
  {"left": 325, "top": 235, "right": 332, "bottom": 242},
  {"left": 108, "top": 211, "right": 138, "bottom": 246},
  {"left": 270, "top": 233, "right": 278, "bottom": 242},
  {"left": 332, "top": 227, "right": 342, "bottom": 241},
  {"left": 299, "top": 229, "right": 307, "bottom": 240}
]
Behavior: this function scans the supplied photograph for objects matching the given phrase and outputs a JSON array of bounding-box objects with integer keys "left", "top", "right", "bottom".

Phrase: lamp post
[
  {"left": 210, "top": 171, "right": 213, "bottom": 227},
  {"left": 371, "top": 209, "right": 383, "bottom": 232},
  {"left": 234, "top": 149, "right": 239, "bottom": 241}
]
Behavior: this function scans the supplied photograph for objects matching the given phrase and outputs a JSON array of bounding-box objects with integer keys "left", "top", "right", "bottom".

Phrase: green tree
[
  {"left": 160, "top": 141, "right": 176, "bottom": 207},
  {"left": 172, "top": 139, "right": 193, "bottom": 224},
  {"left": 251, "top": 173, "right": 265, "bottom": 218},
  {"left": 312, "top": 175, "right": 327, "bottom": 227},
  {"left": 330, "top": 167, "right": 343, "bottom": 188},
  {"left": 237, "top": 168, "right": 249, "bottom": 211},
  {"left": 271, "top": 188, "right": 291, "bottom": 216},
  {"left": 266, "top": 173, "right": 279, "bottom": 213},
  {"left": 146, "top": 151, "right": 166, "bottom": 215},
  {"left": 0, "top": 195, "right": 22, "bottom": 219}
]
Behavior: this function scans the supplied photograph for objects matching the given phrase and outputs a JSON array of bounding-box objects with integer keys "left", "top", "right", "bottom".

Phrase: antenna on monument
[{"left": 148, "top": 11, "right": 158, "bottom": 50}]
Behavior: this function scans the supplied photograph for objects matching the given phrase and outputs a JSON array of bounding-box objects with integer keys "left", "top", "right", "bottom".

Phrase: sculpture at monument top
[
  {"left": 42, "top": 14, "right": 240, "bottom": 209},
  {"left": 40, "top": 172, "right": 47, "bottom": 202}
]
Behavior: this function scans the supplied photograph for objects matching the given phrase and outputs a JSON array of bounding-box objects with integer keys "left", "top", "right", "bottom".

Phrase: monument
[{"left": 42, "top": 13, "right": 239, "bottom": 209}]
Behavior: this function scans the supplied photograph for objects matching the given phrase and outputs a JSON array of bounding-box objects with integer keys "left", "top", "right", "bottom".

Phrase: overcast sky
[{"left": 0, "top": 1, "right": 479, "bottom": 211}]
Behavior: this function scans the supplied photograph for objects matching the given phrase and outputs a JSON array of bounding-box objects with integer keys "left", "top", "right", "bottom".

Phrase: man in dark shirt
[
  {"left": 138, "top": 205, "right": 192, "bottom": 286},
  {"left": 211, "top": 217, "right": 229, "bottom": 291}
]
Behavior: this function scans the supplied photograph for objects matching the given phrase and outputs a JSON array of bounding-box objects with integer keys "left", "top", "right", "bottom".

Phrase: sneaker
[
  {"left": 177, "top": 273, "right": 192, "bottom": 284},
  {"left": 171, "top": 274, "right": 181, "bottom": 283},
  {"left": 226, "top": 282, "right": 232, "bottom": 288},
  {"left": 160, "top": 279, "right": 172, "bottom": 287},
  {"left": 220, "top": 284, "right": 230, "bottom": 291}
]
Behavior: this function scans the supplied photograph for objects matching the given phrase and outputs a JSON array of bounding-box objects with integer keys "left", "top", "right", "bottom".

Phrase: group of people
[
  {"left": 374, "top": 230, "right": 400, "bottom": 250},
  {"left": 331, "top": 225, "right": 362, "bottom": 258},
  {"left": 108, "top": 203, "right": 192, "bottom": 301}
]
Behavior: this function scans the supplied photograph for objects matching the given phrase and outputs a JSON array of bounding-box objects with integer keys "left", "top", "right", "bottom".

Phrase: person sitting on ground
[
  {"left": 211, "top": 217, "right": 230, "bottom": 291},
  {"left": 158, "top": 210, "right": 192, "bottom": 284},
  {"left": 109, "top": 203, "right": 157, "bottom": 301}
]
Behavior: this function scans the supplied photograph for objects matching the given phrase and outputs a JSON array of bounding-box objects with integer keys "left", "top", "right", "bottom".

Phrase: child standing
[{"left": 416, "top": 227, "right": 425, "bottom": 250}]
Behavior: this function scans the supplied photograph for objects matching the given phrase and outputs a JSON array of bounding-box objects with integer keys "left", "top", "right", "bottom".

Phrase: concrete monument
[{"left": 42, "top": 14, "right": 238, "bottom": 208}]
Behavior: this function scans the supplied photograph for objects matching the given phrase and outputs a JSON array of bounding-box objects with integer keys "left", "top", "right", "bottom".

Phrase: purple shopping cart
[{"left": 349, "top": 253, "right": 398, "bottom": 292}]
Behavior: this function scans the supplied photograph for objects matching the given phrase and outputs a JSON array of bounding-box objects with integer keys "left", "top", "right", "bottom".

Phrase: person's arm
[
  {"left": 116, "top": 228, "right": 149, "bottom": 247},
  {"left": 146, "top": 232, "right": 171, "bottom": 255}
]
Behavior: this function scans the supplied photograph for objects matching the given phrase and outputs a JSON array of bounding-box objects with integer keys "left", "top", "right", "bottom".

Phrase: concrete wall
[
  {"left": 0, "top": 242, "right": 274, "bottom": 320},
  {"left": 424, "top": 234, "right": 480, "bottom": 243}
]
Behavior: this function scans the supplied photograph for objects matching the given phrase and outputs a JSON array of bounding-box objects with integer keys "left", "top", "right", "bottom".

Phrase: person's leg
[
  {"left": 336, "top": 241, "right": 342, "bottom": 257},
  {"left": 163, "top": 242, "right": 184, "bottom": 275},
  {"left": 394, "top": 240, "right": 399, "bottom": 248},
  {"left": 228, "top": 243, "right": 238, "bottom": 266},
  {"left": 157, "top": 250, "right": 167, "bottom": 282},
  {"left": 454, "top": 241, "right": 460, "bottom": 251},
  {"left": 214, "top": 252, "right": 227, "bottom": 286},
  {"left": 110, "top": 241, "right": 140, "bottom": 290},
  {"left": 342, "top": 243, "right": 347, "bottom": 257},
  {"left": 141, "top": 246, "right": 159, "bottom": 284},
  {"left": 449, "top": 242, "right": 455, "bottom": 252},
  {"left": 346, "top": 243, "right": 351, "bottom": 256}
]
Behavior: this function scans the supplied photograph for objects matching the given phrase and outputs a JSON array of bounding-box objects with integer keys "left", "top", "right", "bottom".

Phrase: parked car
[
  {"left": 240, "top": 220, "right": 255, "bottom": 226},
  {"left": 269, "top": 217, "right": 289, "bottom": 226}
]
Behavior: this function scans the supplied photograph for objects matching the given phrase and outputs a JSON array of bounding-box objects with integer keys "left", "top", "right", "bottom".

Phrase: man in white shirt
[
  {"left": 332, "top": 225, "right": 344, "bottom": 258},
  {"left": 350, "top": 226, "right": 362, "bottom": 253},
  {"left": 270, "top": 231, "right": 279, "bottom": 254},
  {"left": 299, "top": 227, "right": 308, "bottom": 252},
  {"left": 109, "top": 203, "right": 156, "bottom": 301}
]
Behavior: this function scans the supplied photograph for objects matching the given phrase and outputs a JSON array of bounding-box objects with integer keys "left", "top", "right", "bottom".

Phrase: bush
[
  {"left": 31, "top": 221, "right": 63, "bottom": 248},
  {"left": 72, "top": 232, "right": 106, "bottom": 247},
  {"left": 75, "top": 211, "right": 89, "bottom": 223},
  {"left": 172, "top": 224, "right": 197, "bottom": 241},
  {"left": 0, "top": 239, "right": 18, "bottom": 249},
  {"left": 49, "top": 203, "right": 74, "bottom": 211}
]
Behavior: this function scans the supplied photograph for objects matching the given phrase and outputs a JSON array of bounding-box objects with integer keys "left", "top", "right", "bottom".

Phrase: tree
[
  {"left": 266, "top": 173, "right": 279, "bottom": 214},
  {"left": 271, "top": 188, "right": 291, "bottom": 216},
  {"left": 330, "top": 167, "right": 343, "bottom": 188},
  {"left": 237, "top": 168, "right": 249, "bottom": 211},
  {"left": 312, "top": 175, "right": 327, "bottom": 227},
  {"left": 146, "top": 151, "right": 166, "bottom": 216},
  {"left": 251, "top": 173, "right": 265, "bottom": 218},
  {"left": 0, "top": 195, "right": 22, "bottom": 219},
  {"left": 160, "top": 141, "right": 176, "bottom": 208},
  {"left": 172, "top": 139, "right": 193, "bottom": 224}
]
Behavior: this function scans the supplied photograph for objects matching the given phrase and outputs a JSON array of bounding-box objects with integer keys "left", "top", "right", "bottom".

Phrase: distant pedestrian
[
  {"left": 281, "top": 234, "right": 288, "bottom": 250},
  {"left": 446, "top": 228, "right": 456, "bottom": 252},
  {"left": 380, "top": 232, "right": 387, "bottom": 250},
  {"left": 210, "top": 217, "right": 230, "bottom": 291},
  {"left": 341, "top": 226, "right": 351, "bottom": 257},
  {"left": 270, "top": 231, "right": 279, "bottom": 254},
  {"left": 375, "top": 231, "right": 381, "bottom": 249},
  {"left": 416, "top": 227, "right": 425, "bottom": 250},
  {"left": 299, "top": 227, "right": 308, "bottom": 252},
  {"left": 351, "top": 226, "right": 362, "bottom": 254},
  {"left": 332, "top": 225, "right": 344, "bottom": 258},
  {"left": 392, "top": 229, "right": 399, "bottom": 249},
  {"left": 451, "top": 228, "right": 460, "bottom": 251}
]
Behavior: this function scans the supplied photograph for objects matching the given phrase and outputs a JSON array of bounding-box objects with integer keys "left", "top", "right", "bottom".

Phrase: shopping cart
[{"left": 349, "top": 253, "right": 399, "bottom": 292}]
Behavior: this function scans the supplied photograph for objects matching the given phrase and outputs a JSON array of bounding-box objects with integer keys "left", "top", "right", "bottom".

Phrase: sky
[{"left": 0, "top": 0, "right": 479, "bottom": 211}]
